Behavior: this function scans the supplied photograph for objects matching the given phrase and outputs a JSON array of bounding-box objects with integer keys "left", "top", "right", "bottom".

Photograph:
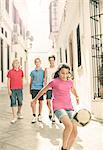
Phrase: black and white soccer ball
[{"left": 73, "top": 109, "right": 91, "bottom": 127}]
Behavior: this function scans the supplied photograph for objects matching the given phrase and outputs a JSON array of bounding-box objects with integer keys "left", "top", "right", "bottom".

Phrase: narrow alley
[{"left": 0, "top": 86, "right": 103, "bottom": 150}]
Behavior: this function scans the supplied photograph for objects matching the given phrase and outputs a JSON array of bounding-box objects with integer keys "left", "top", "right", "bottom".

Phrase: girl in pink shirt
[{"left": 31, "top": 64, "right": 79, "bottom": 150}]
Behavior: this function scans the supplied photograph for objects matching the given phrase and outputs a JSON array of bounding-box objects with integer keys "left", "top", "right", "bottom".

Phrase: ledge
[{"left": 91, "top": 98, "right": 103, "bottom": 120}]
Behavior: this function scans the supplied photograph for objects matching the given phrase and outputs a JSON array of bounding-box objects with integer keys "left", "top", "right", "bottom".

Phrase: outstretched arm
[
  {"left": 71, "top": 85, "right": 79, "bottom": 104},
  {"left": 31, "top": 84, "right": 50, "bottom": 105}
]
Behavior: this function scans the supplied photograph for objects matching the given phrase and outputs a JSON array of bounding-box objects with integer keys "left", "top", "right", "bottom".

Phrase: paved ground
[{"left": 0, "top": 86, "right": 103, "bottom": 150}]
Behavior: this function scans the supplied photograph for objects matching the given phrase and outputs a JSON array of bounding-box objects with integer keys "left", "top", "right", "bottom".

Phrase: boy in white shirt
[{"left": 44, "top": 55, "right": 56, "bottom": 122}]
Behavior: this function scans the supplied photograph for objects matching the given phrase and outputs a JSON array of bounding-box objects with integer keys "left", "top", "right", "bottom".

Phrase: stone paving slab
[{"left": 0, "top": 87, "right": 103, "bottom": 150}]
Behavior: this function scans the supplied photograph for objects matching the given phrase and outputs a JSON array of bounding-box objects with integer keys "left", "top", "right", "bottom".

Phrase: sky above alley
[
  {"left": 26, "top": 0, "right": 52, "bottom": 52},
  {"left": 14, "top": 0, "right": 52, "bottom": 52}
]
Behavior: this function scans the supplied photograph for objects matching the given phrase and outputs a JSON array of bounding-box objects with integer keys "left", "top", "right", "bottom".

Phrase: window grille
[{"left": 90, "top": 0, "right": 103, "bottom": 99}]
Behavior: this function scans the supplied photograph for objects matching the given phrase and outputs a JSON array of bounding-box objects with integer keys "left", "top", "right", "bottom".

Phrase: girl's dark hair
[{"left": 54, "top": 64, "right": 71, "bottom": 78}]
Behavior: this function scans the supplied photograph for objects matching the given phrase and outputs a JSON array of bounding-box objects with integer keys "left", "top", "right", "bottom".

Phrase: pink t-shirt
[{"left": 48, "top": 78, "right": 74, "bottom": 111}]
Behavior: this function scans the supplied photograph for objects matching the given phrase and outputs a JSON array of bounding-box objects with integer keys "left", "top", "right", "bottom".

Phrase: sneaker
[
  {"left": 31, "top": 116, "right": 37, "bottom": 123},
  {"left": 52, "top": 117, "right": 55, "bottom": 123},
  {"left": 49, "top": 112, "right": 52, "bottom": 120},
  {"left": 17, "top": 112, "right": 23, "bottom": 119},
  {"left": 11, "top": 118, "right": 17, "bottom": 124},
  {"left": 38, "top": 115, "right": 42, "bottom": 122},
  {"left": 61, "top": 147, "right": 67, "bottom": 150}
]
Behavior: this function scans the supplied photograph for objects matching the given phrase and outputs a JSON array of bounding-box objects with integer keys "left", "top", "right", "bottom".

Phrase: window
[
  {"left": 76, "top": 24, "right": 81, "bottom": 67},
  {"left": 22, "top": 26, "right": 25, "bottom": 39},
  {"left": 60, "top": 48, "right": 62, "bottom": 63},
  {"left": 12, "top": 5, "right": 16, "bottom": 23},
  {"left": 49, "top": 1, "right": 58, "bottom": 33},
  {"left": 0, "top": 39, "right": 4, "bottom": 82},
  {"left": 69, "top": 39, "right": 73, "bottom": 72},
  {"left": 7, "top": 45, "right": 10, "bottom": 70},
  {"left": 5, "top": 0, "right": 9, "bottom": 13},
  {"left": 19, "top": 18, "right": 23, "bottom": 35},
  {"left": 5, "top": 31, "right": 7, "bottom": 38},
  {"left": 20, "top": 57, "right": 22, "bottom": 66},
  {"left": 15, "top": 52, "right": 17, "bottom": 58},
  {"left": 65, "top": 49, "right": 67, "bottom": 63},
  {"left": 1, "top": 27, "right": 4, "bottom": 34},
  {"left": 12, "top": 5, "right": 19, "bottom": 24}
]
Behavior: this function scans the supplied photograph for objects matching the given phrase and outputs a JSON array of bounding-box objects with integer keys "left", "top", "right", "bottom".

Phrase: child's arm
[
  {"left": 31, "top": 84, "right": 49, "bottom": 105},
  {"left": 71, "top": 85, "right": 79, "bottom": 104},
  {"left": 29, "top": 77, "right": 32, "bottom": 93}
]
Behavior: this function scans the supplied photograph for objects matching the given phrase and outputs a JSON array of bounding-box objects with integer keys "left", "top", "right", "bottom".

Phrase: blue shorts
[
  {"left": 54, "top": 109, "right": 73, "bottom": 121},
  {"left": 46, "top": 90, "right": 52, "bottom": 99},
  {"left": 30, "top": 89, "right": 44, "bottom": 100},
  {"left": 10, "top": 89, "right": 23, "bottom": 107}
]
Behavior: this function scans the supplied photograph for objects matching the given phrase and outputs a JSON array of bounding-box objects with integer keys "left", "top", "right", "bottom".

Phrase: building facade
[
  {"left": 0, "top": 0, "right": 31, "bottom": 90},
  {"left": 49, "top": 0, "right": 103, "bottom": 119}
]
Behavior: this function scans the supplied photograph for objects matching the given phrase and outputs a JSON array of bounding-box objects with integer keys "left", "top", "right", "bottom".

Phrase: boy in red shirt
[{"left": 7, "top": 59, "right": 24, "bottom": 123}]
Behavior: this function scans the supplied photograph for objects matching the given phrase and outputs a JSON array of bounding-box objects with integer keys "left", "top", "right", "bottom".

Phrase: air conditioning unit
[
  {"left": 12, "top": 33, "right": 18, "bottom": 44},
  {"left": 13, "top": 24, "right": 20, "bottom": 35}
]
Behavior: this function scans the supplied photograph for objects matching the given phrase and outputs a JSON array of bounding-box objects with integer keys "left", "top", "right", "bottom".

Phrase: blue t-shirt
[{"left": 30, "top": 68, "right": 44, "bottom": 90}]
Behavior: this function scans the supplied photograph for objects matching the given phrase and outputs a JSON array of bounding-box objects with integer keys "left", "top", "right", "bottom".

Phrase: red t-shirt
[{"left": 7, "top": 68, "right": 24, "bottom": 89}]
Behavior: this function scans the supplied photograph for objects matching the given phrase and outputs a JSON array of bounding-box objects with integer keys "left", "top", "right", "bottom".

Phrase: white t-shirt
[{"left": 46, "top": 67, "right": 56, "bottom": 84}]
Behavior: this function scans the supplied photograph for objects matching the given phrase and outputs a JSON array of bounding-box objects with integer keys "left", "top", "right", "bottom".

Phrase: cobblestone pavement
[{"left": 0, "top": 86, "right": 103, "bottom": 150}]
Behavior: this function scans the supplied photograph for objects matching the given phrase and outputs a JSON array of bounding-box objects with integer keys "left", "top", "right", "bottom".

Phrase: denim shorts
[
  {"left": 46, "top": 90, "right": 52, "bottom": 99},
  {"left": 54, "top": 109, "right": 73, "bottom": 121},
  {"left": 30, "top": 89, "right": 44, "bottom": 100},
  {"left": 10, "top": 89, "right": 23, "bottom": 107}
]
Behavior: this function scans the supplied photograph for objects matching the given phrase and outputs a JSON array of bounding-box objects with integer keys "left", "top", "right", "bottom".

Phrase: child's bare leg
[
  {"left": 60, "top": 116, "right": 73, "bottom": 149},
  {"left": 47, "top": 99, "right": 52, "bottom": 113},
  {"left": 31, "top": 100, "right": 37, "bottom": 114},
  {"left": 18, "top": 106, "right": 22, "bottom": 113},
  {"left": 11, "top": 107, "right": 17, "bottom": 118},
  {"left": 39, "top": 100, "right": 43, "bottom": 115},
  {"left": 66, "top": 123, "right": 77, "bottom": 150}
]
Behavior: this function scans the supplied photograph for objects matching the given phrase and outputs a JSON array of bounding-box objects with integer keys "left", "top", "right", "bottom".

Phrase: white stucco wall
[
  {"left": 54, "top": 0, "right": 93, "bottom": 110},
  {"left": 0, "top": 0, "right": 28, "bottom": 89}
]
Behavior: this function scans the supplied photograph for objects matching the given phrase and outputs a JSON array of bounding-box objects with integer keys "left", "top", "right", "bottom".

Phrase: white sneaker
[
  {"left": 52, "top": 117, "right": 55, "bottom": 123},
  {"left": 11, "top": 118, "right": 17, "bottom": 124},
  {"left": 38, "top": 115, "right": 42, "bottom": 122},
  {"left": 31, "top": 116, "right": 37, "bottom": 123},
  {"left": 17, "top": 112, "right": 23, "bottom": 119}
]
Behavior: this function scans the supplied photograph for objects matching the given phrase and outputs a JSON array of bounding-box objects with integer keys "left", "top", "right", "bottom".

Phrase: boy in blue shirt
[{"left": 30, "top": 58, "right": 44, "bottom": 123}]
